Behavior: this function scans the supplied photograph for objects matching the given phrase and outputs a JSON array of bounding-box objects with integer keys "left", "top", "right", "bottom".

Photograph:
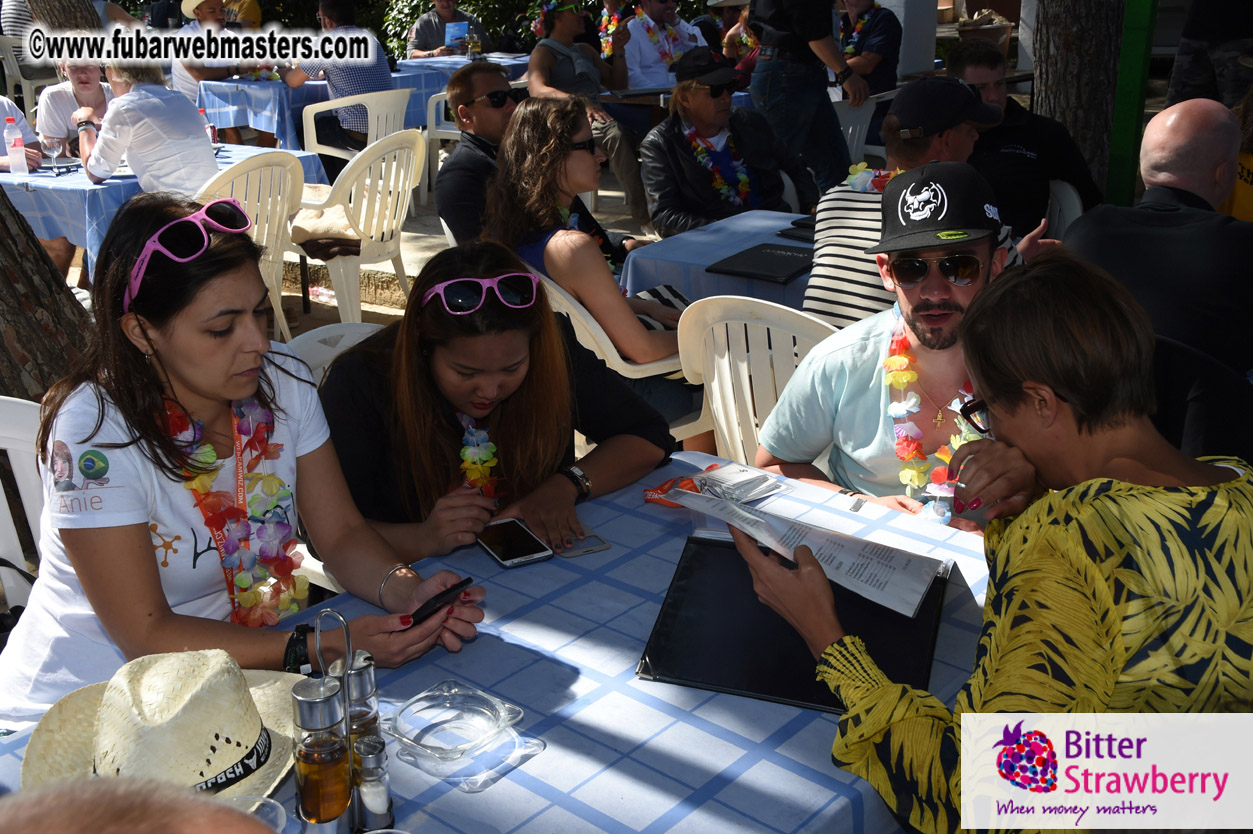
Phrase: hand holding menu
[{"left": 444, "top": 21, "right": 468, "bottom": 48}]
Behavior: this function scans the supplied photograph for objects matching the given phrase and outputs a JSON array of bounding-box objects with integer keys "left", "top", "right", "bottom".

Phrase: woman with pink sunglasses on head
[
  {"left": 0, "top": 193, "right": 485, "bottom": 731},
  {"left": 318, "top": 240, "right": 673, "bottom": 561}
]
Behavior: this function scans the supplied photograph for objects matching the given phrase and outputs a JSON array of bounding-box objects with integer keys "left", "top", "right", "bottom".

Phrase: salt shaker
[{"left": 350, "top": 735, "right": 394, "bottom": 833}]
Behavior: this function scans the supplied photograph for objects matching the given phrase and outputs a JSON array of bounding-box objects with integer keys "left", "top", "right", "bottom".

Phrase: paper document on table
[{"left": 664, "top": 487, "right": 945, "bottom": 618}]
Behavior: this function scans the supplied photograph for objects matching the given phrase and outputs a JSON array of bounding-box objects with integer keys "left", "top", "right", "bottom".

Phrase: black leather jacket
[{"left": 640, "top": 107, "right": 819, "bottom": 237}]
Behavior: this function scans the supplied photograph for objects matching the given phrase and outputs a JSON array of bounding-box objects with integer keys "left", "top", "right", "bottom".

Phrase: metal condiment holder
[{"left": 314, "top": 609, "right": 354, "bottom": 788}]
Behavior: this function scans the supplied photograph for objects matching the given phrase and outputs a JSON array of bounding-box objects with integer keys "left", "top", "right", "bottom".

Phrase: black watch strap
[
  {"left": 557, "top": 465, "right": 591, "bottom": 503},
  {"left": 835, "top": 66, "right": 854, "bottom": 85},
  {"left": 284, "top": 624, "right": 314, "bottom": 674}
]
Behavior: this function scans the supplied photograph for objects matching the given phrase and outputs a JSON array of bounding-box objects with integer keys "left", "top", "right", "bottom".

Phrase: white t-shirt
[
  {"left": 35, "top": 80, "right": 114, "bottom": 141},
  {"left": 624, "top": 16, "right": 706, "bottom": 88},
  {"left": 0, "top": 94, "right": 37, "bottom": 146},
  {"left": 170, "top": 19, "right": 237, "bottom": 103},
  {"left": 85, "top": 83, "right": 220, "bottom": 196},
  {"left": 0, "top": 349, "right": 330, "bottom": 730}
]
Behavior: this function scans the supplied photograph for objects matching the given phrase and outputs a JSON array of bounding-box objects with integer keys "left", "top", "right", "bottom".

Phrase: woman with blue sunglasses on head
[
  {"left": 318, "top": 240, "right": 673, "bottom": 561},
  {"left": 0, "top": 193, "right": 485, "bottom": 731}
]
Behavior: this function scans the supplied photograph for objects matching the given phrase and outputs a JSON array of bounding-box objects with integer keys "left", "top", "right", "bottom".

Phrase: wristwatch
[
  {"left": 556, "top": 464, "right": 592, "bottom": 503},
  {"left": 834, "top": 66, "right": 855, "bottom": 86},
  {"left": 284, "top": 624, "right": 314, "bottom": 675}
]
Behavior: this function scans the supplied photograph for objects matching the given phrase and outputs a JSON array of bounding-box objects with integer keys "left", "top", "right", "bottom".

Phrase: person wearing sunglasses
[
  {"left": 0, "top": 194, "right": 485, "bottom": 730},
  {"left": 317, "top": 240, "right": 673, "bottom": 560},
  {"left": 758, "top": 163, "right": 1007, "bottom": 525},
  {"left": 729, "top": 248, "right": 1253, "bottom": 834},
  {"left": 640, "top": 47, "right": 818, "bottom": 237}
]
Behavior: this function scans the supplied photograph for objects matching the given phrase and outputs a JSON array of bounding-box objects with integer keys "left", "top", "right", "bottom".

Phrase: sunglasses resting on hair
[
  {"left": 421, "top": 273, "right": 541, "bottom": 315},
  {"left": 887, "top": 253, "right": 983, "bottom": 288}
]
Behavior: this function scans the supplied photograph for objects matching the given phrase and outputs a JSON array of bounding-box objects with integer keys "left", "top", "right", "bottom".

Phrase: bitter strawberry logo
[{"left": 994, "top": 721, "right": 1058, "bottom": 793}]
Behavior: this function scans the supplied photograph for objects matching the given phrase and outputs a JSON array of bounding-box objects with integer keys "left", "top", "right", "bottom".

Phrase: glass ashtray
[{"left": 383, "top": 680, "right": 523, "bottom": 762}]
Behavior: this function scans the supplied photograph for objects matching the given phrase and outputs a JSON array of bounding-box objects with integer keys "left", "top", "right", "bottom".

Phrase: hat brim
[
  {"left": 864, "top": 227, "right": 995, "bottom": 254},
  {"left": 966, "top": 99, "right": 1003, "bottom": 128},
  {"left": 180, "top": 0, "right": 202, "bottom": 18},
  {"left": 707, "top": 0, "right": 747, "bottom": 6},
  {"left": 22, "top": 669, "right": 305, "bottom": 799}
]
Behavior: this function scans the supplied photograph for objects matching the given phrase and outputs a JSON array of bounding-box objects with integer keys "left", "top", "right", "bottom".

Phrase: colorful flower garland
[
  {"left": 842, "top": 2, "right": 881, "bottom": 56},
  {"left": 686, "top": 126, "right": 751, "bottom": 206},
  {"left": 883, "top": 311, "right": 981, "bottom": 523},
  {"left": 599, "top": 7, "right": 628, "bottom": 58},
  {"left": 458, "top": 412, "right": 501, "bottom": 498},
  {"left": 635, "top": 5, "right": 686, "bottom": 66},
  {"left": 166, "top": 398, "right": 307, "bottom": 628},
  {"left": 845, "top": 161, "right": 899, "bottom": 193}
]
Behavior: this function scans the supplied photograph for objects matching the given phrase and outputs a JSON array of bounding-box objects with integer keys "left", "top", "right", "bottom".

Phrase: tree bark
[
  {"left": 26, "top": 0, "right": 101, "bottom": 29},
  {"left": 1032, "top": 0, "right": 1125, "bottom": 190}
]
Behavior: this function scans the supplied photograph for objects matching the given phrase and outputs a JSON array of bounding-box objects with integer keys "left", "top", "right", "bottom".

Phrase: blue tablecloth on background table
[
  {"left": 622, "top": 210, "right": 813, "bottom": 308},
  {"left": 0, "top": 453, "right": 989, "bottom": 833},
  {"left": 0, "top": 145, "right": 327, "bottom": 275},
  {"left": 398, "top": 53, "right": 530, "bottom": 80},
  {"left": 198, "top": 69, "right": 444, "bottom": 150}
]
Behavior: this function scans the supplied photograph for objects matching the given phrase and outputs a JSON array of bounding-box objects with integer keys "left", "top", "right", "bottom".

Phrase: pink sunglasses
[
  {"left": 123, "top": 198, "right": 253, "bottom": 313},
  {"left": 420, "top": 273, "right": 541, "bottom": 315}
]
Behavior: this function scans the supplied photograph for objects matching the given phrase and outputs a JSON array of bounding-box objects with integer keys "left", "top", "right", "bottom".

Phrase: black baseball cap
[
  {"left": 887, "top": 75, "right": 1001, "bottom": 138},
  {"left": 672, "top": 46, "right": 741, "bottom": 86},
  {"left": 865, "top": 162, "right": 1002, "bottom": 254}
]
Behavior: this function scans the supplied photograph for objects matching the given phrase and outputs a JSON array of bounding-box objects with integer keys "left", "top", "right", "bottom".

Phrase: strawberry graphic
[{"left": 993, "top": 721, "right": 1058, "bottom": 793}]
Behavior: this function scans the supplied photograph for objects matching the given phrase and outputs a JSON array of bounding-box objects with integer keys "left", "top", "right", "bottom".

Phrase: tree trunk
[
  {"left": 1033, "top": 0, "right": 1124, "bottom": 190},
  {"left": 0, "top": 190, "right": 91, "bottom": 401},
  {"left": 26, "top": 0, "right": 101, "bottom": 29}
]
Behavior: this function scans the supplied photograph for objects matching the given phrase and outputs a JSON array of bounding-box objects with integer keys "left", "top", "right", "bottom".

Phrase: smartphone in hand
[{"left": 405, "top": 576, "right": 474, "bottom": 628}]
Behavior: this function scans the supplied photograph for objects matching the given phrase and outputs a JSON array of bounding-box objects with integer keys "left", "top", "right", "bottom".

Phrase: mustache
[{"left": 911, "top": 301, "right": 965, "bottom": 316}]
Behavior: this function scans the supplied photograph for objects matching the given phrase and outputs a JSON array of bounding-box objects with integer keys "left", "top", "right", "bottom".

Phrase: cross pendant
[{"left": 932, "top": 409, "right": 946, "bottom": 428}]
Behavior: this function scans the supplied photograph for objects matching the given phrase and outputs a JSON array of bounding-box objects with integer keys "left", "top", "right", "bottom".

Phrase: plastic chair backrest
[
  {"left": 678, "top": 296, "right": 836, "bottom": 463},
  {"left": 323, "top": 129, "right": 426, "bottom": 260},
  {"left": 196, "top": 151, "right": 306, "bottom": 341},
  {"left": 855, "top": 87, "right": 900, "bottom": 164},
  {"left": 0, "top": 396, "right": 43, "bottom": 574},
  {"left": 286, "top": 322, "right": 383, "bottom": 385},
  {"left": 438, "top": 216, "right": 458, "bottom": 248},
  {"left": 1045, "top": 179, "right": 1085, "bottom": 238},
  {"left": 0, "top": 35, "right": 59, "bottom": 122},
  {"left": 301, "top": 88, "right": 412, "bottom": 161}
]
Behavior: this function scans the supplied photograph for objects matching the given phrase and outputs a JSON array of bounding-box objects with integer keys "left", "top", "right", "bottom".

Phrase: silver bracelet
[{"left": 377, "top": 563, "right": 411, "bottom": 608}]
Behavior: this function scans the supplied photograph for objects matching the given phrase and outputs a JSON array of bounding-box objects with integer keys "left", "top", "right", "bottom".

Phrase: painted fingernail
[
  {"left": 968, "top": 497, "right": 983, "bottom": 511},
  {"left": 443, "top": 605, "right": 455, "bottom": 621},
  {"left": 399, "top": 615, "right": 412, "bottom": 627},
  {"left": 953, "top": 499, "right": 966, "bottom": 514},
  {"left": 460, "top": 590, "right": 472, "bottom": 601}
]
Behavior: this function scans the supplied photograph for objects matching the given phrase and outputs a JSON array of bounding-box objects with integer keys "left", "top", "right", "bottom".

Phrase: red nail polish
[
  {"left": 460, "top": 590, "right": 472, "bottom": 601},
  {"left": 953, "top": 499, "right": 965, "bottom": 514},
  {"left": 443, "top": 605, "right": 455, "bottom": 622},
  {"left": 968, "top": 497, "right": 983, "bottom": 511},
  {"left": 399, "top": 615, "right": 412, "bottom": 627}
]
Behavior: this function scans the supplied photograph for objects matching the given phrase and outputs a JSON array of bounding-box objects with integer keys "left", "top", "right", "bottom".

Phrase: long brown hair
[
  {"left": 37, "top": 193, "right": 271, "bottom": 482},
  {"left": 484, "top": 96, "right": 587, "bottom": 248},
  {"left": 363, "top": 241, "right": 572, "bottom": 518}
]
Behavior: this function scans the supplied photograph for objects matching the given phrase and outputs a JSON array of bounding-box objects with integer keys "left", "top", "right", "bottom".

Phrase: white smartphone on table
[{"left": 476, "top": 518, "right": 553, "bottom": 569}]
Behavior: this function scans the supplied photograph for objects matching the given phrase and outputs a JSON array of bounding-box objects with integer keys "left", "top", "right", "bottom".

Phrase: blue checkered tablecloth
[
  {"left": 0, "top": 145, "right": 327, "bottom": 276},
  {"left": 0, "top": 453, "right": 987, "bottom": 832},
  {"left": 621, "top": 210, "right": 813, "bottom": 309},
  {"left": 398, "top": 53, "right": 530, "bottom": 80},
  {"left": 198, "top": 69, "right": 446, "bottom": 151}
]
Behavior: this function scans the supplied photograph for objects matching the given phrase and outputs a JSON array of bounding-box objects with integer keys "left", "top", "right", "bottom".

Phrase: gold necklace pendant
[{"left": 932, "top": 408, "right": 946, "bottom": 428}]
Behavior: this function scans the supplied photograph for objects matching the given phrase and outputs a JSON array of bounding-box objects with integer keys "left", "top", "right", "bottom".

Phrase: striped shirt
[{"left": 803, "top": 183, "right": 1021, "bottom": 329}]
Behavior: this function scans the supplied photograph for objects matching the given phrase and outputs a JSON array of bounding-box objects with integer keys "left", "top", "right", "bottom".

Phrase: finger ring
[{"left": 955, "top": 481, "right": 968, "bottom": 488}]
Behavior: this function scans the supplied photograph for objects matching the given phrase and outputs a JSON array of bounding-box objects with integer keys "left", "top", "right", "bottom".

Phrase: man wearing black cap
[
  {"left": 640, "top": 46, "right": 817, "bottom": 236},
  {"left": 756, "top": 162, "right": 1006, "bottom": 521},
  {"left": 747, "top": 0, "right": 869, "bottom": 191},
  {"left": 803, "top": 76, "right": 1038, "bottom": 329}
]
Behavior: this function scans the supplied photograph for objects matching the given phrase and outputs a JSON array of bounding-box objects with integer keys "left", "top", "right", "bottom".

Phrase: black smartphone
[
  {"left": 406, "top": 576, "right": 473, "bottom": 627},
  {"left": 477, "top": 518, "right": 554, "bottom": 568}
]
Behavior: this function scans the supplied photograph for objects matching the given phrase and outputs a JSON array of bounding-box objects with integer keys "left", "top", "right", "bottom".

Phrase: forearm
[
  {"left": 120, "top": 609, "right": 293, "bottom": 671},
  {"left": 579, "top": 434, "right": 666, "bottom": 497},
  {"left": 807, "top": 35, "right": 851, "bottom": 74},
  {"left": 845, "top": 52, "right": 880, "bottom": 75},
  {"left": 620, "top": 328, "right": 679, "bottom": 364},
  {"left": 362, "top": 517, "right": 439, "bottom": 563},
  {"left": 759, "top": 460, "right": 839, "bottom": 489},
  {"left": 315, "top": 517, "right": 424, "bottom": 613}
]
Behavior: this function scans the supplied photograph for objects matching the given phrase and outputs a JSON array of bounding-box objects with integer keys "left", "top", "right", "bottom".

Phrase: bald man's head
[{"left": 1140, "top": 99, "right": 1240, "bottom": 208}]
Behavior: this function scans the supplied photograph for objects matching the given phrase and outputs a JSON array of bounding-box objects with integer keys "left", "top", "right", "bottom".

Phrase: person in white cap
[{"left": 170, "top": 0, "right": 246, "bottom": 144}]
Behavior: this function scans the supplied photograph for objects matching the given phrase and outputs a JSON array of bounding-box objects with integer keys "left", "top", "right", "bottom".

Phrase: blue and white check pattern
[
  {"left": 0, "top": 145, "right": 327, "bottom": 274},
  {"left": 397, "top": 53, "right": 531, "bottom": 81},
  {"left": 621, "top": 211, "right": 814, "bottom": 309},
  {"left": 0, "top": 453, "right": 987, "bottom": 833}
]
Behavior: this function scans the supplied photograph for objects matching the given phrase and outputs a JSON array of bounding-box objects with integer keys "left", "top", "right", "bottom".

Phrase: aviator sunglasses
[
  {"left": 124, "top": 198, "right": 253, "bottom": 313},
  {"left": 470, "top": 87, "right": 529, "bottom": 108},
  {"left": 697, "top": 81, "right": 737, "bottom": 98},
  {"left": 421, "top": 272, "right": 541, "bottom": 315},
  {"left": 887, "top": 253, "right": 983, "bottom": 289}
]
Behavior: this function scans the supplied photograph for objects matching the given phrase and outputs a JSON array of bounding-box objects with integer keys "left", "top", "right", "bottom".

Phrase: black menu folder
[
  {"left": 637, "top": 536, "right": 949, "bottom": 714},
  {"left": 706, "top": 243, "right": 812, "bottom": 285},
  {"left": 776, "top": 226, "right": 815, "bottom": 244}
]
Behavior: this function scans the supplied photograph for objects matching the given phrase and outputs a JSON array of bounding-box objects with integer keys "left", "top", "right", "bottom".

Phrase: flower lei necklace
[
  {"left": 458, "top": 412, "right": 501, "bottom": 498},
  {"left": 685, "top": 126, "right": 751, "bottom": 206},
  {"left": 883, "top": 309, "right": 981, "bottom": 523},
  {"left": 599, "top": 7, "right": 628, "bottom": 58},
  {"left": 635, "top": 5, "right": 685, "bottom": 66},
  {"left": 165, "top": 398, "right": 307, "bottom": 628},
  {"left": 846, "top": 161, "right": 900, "bottom": 193},
  {"left": 842, "top": 2, "right": 881, "bottom": 56}
]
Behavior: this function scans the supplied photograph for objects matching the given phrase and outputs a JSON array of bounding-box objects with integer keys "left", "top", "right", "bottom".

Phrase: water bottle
[
  {"left": 199, "top": 108, "right": 218, "bottom": 144},
  {"left": 5, "top": 117, "right": 27, "bottom": 177}
]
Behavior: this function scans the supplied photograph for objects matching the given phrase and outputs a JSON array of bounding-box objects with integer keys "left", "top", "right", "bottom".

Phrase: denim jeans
[{"left": 750, "top": 56, "right": 850, "bottom": 192}]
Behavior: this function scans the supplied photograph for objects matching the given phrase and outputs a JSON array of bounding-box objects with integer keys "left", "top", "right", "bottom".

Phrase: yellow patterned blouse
[{"left": 815, "top": 457, "right": 1253, "bottom": 834}]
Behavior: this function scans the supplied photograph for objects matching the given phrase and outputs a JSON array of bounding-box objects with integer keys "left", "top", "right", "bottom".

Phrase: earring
[{"left": 144, "top": 353, "right": 153, "bottom": 362}]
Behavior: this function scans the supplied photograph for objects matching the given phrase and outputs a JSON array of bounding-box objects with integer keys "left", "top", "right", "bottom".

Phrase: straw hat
[{"left": 22, "top": 650, "right": 306, "bottom": 799}]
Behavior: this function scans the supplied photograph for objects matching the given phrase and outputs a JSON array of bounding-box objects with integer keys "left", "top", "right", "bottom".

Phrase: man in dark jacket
[{"left": 640, "top": 46, "right": 817, "bottom": 237}]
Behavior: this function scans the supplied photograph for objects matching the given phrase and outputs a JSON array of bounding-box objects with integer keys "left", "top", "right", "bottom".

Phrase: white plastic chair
[
  {"left": 292, "top": 129, "right": 426, "bottom": 323},
  {"left": 421, "top": 90, "right": 462, "bottom": 208},
  {"left": 301, "top": 88, "right": 412, "bottom": 162},
  {"left": 0, "top": 36, "right": 58, "bottom": 123},
  {"left": 677, "top": 296, "right": 836, "bottom": 464},
  {"left": 1045, "top": 179, "right": 1085, "bottom": 238},
  {"left": 438, "top": 216, "right": 458, "bottom": 248},
  {"left": 0, "top": 396, "right": 43, "bottom": 585},
  {"left": 835, "top": 87, "right": 899, "bottom": 166},
  {"left": 196, "top": 151, "right": 306, "bottom": 342},
  {"left": 537, "top": 274, "right": 711, "bottom": 442}
]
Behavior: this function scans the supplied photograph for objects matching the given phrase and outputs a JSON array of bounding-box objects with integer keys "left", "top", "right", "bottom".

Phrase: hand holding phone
[{"left": 405, "top": 576, "right": 474, "bottom": 628}]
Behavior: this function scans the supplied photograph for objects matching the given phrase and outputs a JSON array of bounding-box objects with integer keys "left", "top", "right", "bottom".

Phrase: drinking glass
[{"left": 40, "top": 135, "right": 63, "bottom": 162}]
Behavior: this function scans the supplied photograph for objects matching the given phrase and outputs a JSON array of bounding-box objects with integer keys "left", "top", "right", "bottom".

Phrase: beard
[{"left": 904, "top": 301, "right": 965, "bottom": 351}]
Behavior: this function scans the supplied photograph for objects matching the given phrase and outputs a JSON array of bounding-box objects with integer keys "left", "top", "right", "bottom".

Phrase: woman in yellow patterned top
[{"left": 730, "top": 249, "right": 1253, "bottom": 834}]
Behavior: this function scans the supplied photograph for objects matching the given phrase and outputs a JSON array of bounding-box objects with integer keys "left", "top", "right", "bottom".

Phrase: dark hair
[
  {"left": 446, "top": 61, "right": 510, "bottom": 129},
  {"left": 945, "top": 38, "right": 1006, "bottom": 78},
  {"left": 341, "top": 241, "right": 573, "bottom": 518},
  {"left": 37, "top": 193, "right": 269, "bottom": 481},
  {"left": 960, "top": 248, "right": 1156, "bottom": 433},
  {"left": 484, "top": 97, "right": 587, "bottom": 247},
  {"left": 318, "top": 0, "right": 354, "bottom": 25}
]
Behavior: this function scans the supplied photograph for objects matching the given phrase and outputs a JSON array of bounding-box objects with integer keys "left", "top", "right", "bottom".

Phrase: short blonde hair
[
  {"left": 104, "top": 60, "right": 166, "bottom": 87},
  {"left": 669, "top": 79, "right": 702, "bottom": 122}
]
